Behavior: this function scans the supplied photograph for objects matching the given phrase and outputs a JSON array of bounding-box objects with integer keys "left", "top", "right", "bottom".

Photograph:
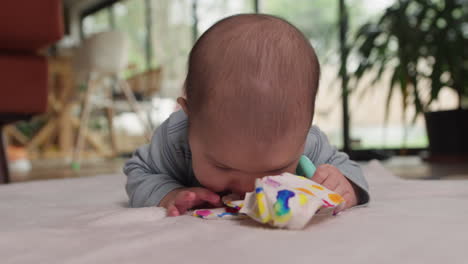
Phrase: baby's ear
[{"left": 177, "top": 97, "right": 189, "bottom": 115}]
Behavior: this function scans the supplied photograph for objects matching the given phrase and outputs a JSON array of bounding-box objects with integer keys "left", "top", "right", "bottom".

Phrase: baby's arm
[
  {"left": 124, "top": 142, "right": 185, "bottom": 208},
  {"left": 124, "top": 116, "right": 221, "bottom": 213},
  {"left": 304, "top": 126, "right": 370, "bottom": 206},
  {"left": 124, "top": 115, "right": 191, "bottom": 208}
]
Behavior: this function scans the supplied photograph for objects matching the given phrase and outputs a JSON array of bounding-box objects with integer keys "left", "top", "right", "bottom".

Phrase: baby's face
[{"left": 189, "top": 125, "right": 305, "bottom": 195}]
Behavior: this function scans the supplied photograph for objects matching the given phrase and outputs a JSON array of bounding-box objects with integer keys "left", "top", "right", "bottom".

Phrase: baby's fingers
[
  {"left": 334, "top": 183, "right": 348, "bottom": 198},
  {"left": 173, "top": 191, "right": 197, "bottom": 214},
  {"left": 191, "top": 188, "right": 222, "bottom": 207},
  {"left": 322, "top": 175, "right": 340, "bottom": 191},
  {"left": 342, "top": 191, "right": 357, "bottom": 209},
  {"left": 166, "top": 204, "right": 181, "bottom": 217},
  {"left": 312, "top": 165, "right": 331, "bottom": 184}
]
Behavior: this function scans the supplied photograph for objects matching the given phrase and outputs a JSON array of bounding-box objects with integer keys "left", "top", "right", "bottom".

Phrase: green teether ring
[{"left": 296, "top": 155, "right": 316, "bottom": 179}]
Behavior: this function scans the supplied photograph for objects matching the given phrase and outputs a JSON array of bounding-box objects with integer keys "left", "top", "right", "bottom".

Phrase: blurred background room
[{"left": 1, "top": 0, "right": 467, "bottom": 184}]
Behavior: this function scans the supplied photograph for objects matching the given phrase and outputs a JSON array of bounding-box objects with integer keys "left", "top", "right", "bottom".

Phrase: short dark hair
[{"left": 185, "top": 14, "right": 320, "bottom": 142}]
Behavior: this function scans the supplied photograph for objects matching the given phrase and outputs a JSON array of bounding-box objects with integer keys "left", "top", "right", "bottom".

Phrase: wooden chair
[{"left": 71, "top": 31, "right": 152, "bottom": 169}]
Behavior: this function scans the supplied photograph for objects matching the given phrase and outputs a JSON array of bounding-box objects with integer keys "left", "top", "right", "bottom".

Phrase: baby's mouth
[
  {"left": 230, "top": 192, "right": 246, "bottom": 200},
  {"left": 217, "top": 191, "right": 245, "bottom": 200},
  {"left": 217, "top": 190, "right": 231, "bottom": 197}
]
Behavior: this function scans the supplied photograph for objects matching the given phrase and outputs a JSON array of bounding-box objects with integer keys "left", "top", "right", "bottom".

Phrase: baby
[{"left": 124, "top": 14, "right": 369, "bottom": 216}]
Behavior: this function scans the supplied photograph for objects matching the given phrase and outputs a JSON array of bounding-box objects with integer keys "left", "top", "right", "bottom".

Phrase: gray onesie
[{"left": 124, "top": 110, "right": 370, "bottom": 208}]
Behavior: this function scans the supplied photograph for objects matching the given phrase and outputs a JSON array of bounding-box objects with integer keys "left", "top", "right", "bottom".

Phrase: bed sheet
[{"left": 0, "top": 161, "right": 467, "bottom": 264}]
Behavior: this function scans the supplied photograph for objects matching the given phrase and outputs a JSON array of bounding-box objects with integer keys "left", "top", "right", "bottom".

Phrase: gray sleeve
[
  {"left": 123, "top": 118, "right": 186, "bottom": 208},
  {"left": 304, "top": 126, "right": 370, "bottom": 204}
]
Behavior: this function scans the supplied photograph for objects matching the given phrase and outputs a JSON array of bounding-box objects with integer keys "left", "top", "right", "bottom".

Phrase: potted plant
[{"left": 351, "top": 0, "right": 468, "bottom": 160}]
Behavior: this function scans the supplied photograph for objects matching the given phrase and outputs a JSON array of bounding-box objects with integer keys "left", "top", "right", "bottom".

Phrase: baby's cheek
[
  {"left": 195, "top": 169, "right": 231, "bottom": 192},
  {"left": 240, "top": 179, "right": 256, "bottom": 193},
  {"left": 228, "top": 176, "right": 256, "bottom": 194},
  {"left": 208, "top": 178, "right": 231, "bottom": 192}
]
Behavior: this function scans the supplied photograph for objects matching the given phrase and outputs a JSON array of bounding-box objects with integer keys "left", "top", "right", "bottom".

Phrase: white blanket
[{"left": 0, "top": 161, "right": 467, "bottom": 264}]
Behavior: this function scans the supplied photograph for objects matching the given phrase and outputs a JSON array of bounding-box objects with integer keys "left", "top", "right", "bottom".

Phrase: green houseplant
[{"left": 352, "top": 0, "right": 468, "bottom": 159}]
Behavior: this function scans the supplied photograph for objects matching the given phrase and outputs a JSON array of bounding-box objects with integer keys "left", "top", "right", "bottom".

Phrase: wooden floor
[
  {"left": 9, "top": 158, "right": 126, "bottom": 183},
  {"left": 7, "top": 156, "right": 468, "bottom": 183},
  {"left": 381, "top": 156, "right": 468, "bottom": 180}
]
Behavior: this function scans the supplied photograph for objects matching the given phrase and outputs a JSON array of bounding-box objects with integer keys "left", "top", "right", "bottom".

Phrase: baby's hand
[
  {"left": 313, "top": 164, "right": 358, "bottom": 210},
  {"left": 159, "top": 187, "right": 222, "bottom": 217}
]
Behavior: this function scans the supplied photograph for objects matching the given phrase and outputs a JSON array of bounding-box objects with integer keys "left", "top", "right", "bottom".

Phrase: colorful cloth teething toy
[
  {"left": 239, "top": 173, "right": 345, "bottom": 229},
  {"left": 192, "top": 156, "right": 345, "bottom": 229}
]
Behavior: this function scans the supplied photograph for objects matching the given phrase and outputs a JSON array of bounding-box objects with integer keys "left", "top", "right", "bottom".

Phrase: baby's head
[{"left": 178, "top": 14, "right": 320, "bottom": 195}]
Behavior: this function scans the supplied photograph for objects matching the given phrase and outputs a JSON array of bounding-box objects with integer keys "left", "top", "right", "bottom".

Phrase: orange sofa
[{"left": 0, "top": 0, "right": 64, "bottom": 183}]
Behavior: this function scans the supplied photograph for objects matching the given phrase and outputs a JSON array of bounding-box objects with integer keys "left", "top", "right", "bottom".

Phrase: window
[
  {"left": 264, "top": 0, "right": 433, "bottom": 150},
  {"left": 263, "top": 0, "right": 343, "bottom": 146},
  {"left": 82, "top": 0, "right": 146, "bottom": 78},
  {"left": 114, "top": 0, "right": 146, "bottom": 77},
  {"left": 196, "top": 0, "right": 255, "bottom": 36},
  {"left": 347, "top": 0, "right": 430, "bottom": 149},
  {"left": 80, "top": 0, "right": 438, "bottom": 151},
  {"left": 82, "top": 8, "right": 110, "bottom": 36}
]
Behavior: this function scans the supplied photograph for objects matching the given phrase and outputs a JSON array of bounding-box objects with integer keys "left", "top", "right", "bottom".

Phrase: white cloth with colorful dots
[
  {"left": 192, "top": 173, "right": 345, "bottom": 229},
  {"left": 191, "top": 194, "right": 247, "bottom": 220}
]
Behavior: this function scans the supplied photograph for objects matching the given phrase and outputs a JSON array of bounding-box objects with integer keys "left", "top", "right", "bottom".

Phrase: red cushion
[
  {"left": 0, "top": 0, "right": 63, "bottom": 52},
  {"left": 0, "top": 55, "right": 48, "bottom": 114}
]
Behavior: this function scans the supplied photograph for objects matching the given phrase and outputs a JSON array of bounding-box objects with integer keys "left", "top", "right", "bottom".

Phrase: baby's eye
[
  {"left": 216, "top": 166, "right": 231, "bottom": 171},
  {"left": 267, "top": 169, "right": 282, "bottom": 174},
  {"left": 267, "top": 166, "right": 289, "bottom": 174}
]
